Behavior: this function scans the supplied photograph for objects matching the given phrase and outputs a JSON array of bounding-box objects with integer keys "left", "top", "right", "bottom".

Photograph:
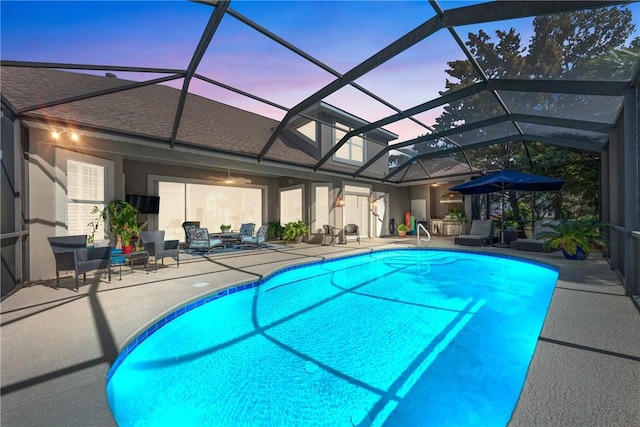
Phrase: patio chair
[
  {"left": 343, "top": 223, "right": 360, "bottom": 244},
  {"left": 454, "top": 220, "right": 495, "bottom": 246},
  {"left": 238, "top": 223, "right": 255, "bottom": 237},
  {"left": 510, "top": 220, "right": 559, "bottom": 252},
  {"left": 140, "top": 230, "right": 180, "bottom": 271},
  {"left": 181, "top": 221, "right": 200, "bottom": 250},
  {"left": 48, "top": 235, "right": 112, "bottom": 291},
  {"left": 240, "top": 225, "right": 267, "bottom": 249},
  {"left": 322, "top": 224, "right": 343, "bottom": 246},
  {"left": 186, "top": 227, "right": 224, "bottom": 255}
]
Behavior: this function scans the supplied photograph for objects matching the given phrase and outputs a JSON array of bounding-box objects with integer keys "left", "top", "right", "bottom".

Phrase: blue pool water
[{"left": 106, "top": 249, "right": 558, "bottom": 426}]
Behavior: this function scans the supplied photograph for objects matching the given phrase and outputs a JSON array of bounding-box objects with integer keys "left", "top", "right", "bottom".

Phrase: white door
[{"left": 344, "top": 194, "right": 369, "bottom": 239}]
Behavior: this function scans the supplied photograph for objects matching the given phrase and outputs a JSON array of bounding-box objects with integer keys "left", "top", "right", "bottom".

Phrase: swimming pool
[{"left": 106, "top": 249, "right": 558, "bottom": 426}]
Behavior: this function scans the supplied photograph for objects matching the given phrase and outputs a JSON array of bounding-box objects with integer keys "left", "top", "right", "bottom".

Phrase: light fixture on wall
[
  {"left": 207, "top": 168, "right": 252, "bottom": 185},
  {"left": 335, "top": 197, "right": 345, "bottom": 207},
  {"left": 51, "top": 129, "right": 79, "bottom": 142}
]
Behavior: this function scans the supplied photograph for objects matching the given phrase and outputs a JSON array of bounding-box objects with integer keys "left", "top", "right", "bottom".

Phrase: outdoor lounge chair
[
  {"left": 140, "top": 230, "right": 180, "bottom": 271},
  {"left": 186, "top": 227, "right": 224, "bottom": 255},
  {"left": 238, "top": 223, "right": 255, "bottom": 237},
  {"left": 343, "top": 223, "right": 360, "bottom": 244},
  {"left": 510, "top": 220, "right": 559, "bottom": 252},
  {"left": 181, "top": 221, "right": 200, "bottom": 249},
  {"left": 48, "top": 235, "right": 112, "bottom": 291},
  {"left": 240, "top": 225, "right": 267, "bottom": 248},
  {"left": 454, "top": 220, "right": 495, "bottom": 246},
  {"left": 322, "top": 224, "right": 343, "bottom": 246}
]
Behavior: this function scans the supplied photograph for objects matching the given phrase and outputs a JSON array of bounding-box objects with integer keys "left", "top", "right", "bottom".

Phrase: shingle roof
[{"left": 0, "top": 66, "right": 317, "bottom": 166}]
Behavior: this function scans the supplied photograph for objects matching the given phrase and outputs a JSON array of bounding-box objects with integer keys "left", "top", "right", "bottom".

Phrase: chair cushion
[{"left": 189, "top": 228, "right": 209, "bottom": 241}]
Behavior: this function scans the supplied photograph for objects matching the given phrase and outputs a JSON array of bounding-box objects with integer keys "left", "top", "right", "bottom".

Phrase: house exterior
[{"left": 2, "top": 66, "right": 439, "bottom": 294}]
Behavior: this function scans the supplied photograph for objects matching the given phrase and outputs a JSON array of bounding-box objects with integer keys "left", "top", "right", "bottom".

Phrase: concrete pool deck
[{"left": 1, "top": 236, "right": 639, "bottom": 426}]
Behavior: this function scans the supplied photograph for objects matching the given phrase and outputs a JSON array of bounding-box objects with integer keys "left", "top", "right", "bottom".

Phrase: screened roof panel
[
  {"left": 230, "top": 1, "right": 436, "bottom": 74},
  {"left": 518, "top": 123, "right": 609, "bottom": 146},
  {"left": 462, "top": 140, "right": 526, "bottom": 171},
  {"left": 353, "top": 29, "right": 475, "bottom": 112},
  {"left": 497, "top": 91, "right": 624, "bottom": 124},
  {"left": 0, "top": 1, "right": 208, "bottom": 68},
  {"left": 453, "top": 4, "right": 638, "bottom": 82},
  {"left": 321, "top": 84, "right": 399, "bottom": 125},
  {"left": 414, "top": 121, "right": 521, "bottom": 155},
  {"left": 187, "top": 78, "right": 288, "bottom": 122},
  {"left": 432, "top": 90, "right": 507, "bottom": 131},
  {"left": 201, "top": 14, "right": 336, "bottom": 111},
  {"left": 386, "top": 155, "right": 477, "bottom": 183},
  {"left": 386, "top": 117, "right": 436, "bottom": 146},
  {"left": 1, "top": 0, "right": 638, "bottom": 183}
]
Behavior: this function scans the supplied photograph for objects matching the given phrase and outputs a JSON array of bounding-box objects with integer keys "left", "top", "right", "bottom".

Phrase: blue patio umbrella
[{"left": 450, "top": 169, "right": 564, "bottom": 244}]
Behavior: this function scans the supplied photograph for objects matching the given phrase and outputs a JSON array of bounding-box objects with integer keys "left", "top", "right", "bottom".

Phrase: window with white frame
[
  {"left": 67, "top": 159, "right": 105, "bottom": 236},
  {"left": 334, "top": 122, "right": 364, "bottom": 164}
]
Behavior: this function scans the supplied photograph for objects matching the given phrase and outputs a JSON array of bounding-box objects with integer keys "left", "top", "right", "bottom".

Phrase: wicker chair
[
  {"left": 322, "top": 224, "right": 343, "bottom": 246},
  {"left": 140, "top": 231, "right": 180, "bottom": 271},
  {"left": 48, "top": 235, "right": 112, "bottom": 291},
  {"left": 343, "top": 223, "right": 360, "bottom": 244}
]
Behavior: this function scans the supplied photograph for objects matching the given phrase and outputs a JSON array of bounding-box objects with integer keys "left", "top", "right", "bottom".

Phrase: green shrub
[
  {"left": 282, "top": 220, "right": 308, "bottom": 242},
  {"left": 537, "top": 218, "right": 607, "bottom": 256}
]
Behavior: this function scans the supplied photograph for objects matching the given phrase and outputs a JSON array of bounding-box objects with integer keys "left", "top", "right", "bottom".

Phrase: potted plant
[
  {"left": 267, "top": 221, "right": 283, "bottom": 240},
  {"left": 504, "top": 220, "right": 519, "bottom": 231},
  {"left": 397, "top": 223, "right": 407, "bottom": 237},
  {"left": 282, "top": 220, "right": 308, "bottom": 242},
  {"left": 537, "top": 218, "right": 607, "bottom": 260},
  {"left": 105, "top": 200, "right": 147, "bottom": 254},
  {"left": 220, "top": 224, "right": 232, "bottom": 233},
  {"left": 445, "top": 207, "right": 468, "bottom": 235}
]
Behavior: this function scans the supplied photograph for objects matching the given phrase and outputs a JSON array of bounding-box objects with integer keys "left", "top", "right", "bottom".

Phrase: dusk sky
[{"left": 2, "top": 1, "right": 638, "bottom": 143}]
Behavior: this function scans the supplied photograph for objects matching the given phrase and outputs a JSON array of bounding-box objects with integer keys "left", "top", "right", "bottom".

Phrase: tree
[{"left": 416, "top": 5, "right": 635, "bottom": 219}]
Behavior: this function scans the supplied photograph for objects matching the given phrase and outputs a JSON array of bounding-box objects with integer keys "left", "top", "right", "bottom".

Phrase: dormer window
[{"left": 334, "top": 121, "right": 364, "bottom": 165}]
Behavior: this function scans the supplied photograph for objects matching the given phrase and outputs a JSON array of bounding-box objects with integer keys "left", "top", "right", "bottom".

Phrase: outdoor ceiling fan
[{"left": 208, "top": 168, "right": 252, "bottom": 185}]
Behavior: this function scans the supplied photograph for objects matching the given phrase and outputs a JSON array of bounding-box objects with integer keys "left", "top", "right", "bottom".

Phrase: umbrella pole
[{"left": 501, "top": 187, "right": 505, "bottom": 244}]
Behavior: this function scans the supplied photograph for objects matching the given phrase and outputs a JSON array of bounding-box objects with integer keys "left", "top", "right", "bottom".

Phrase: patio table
[
  {"left": 111, "top": 250, "right": 149, "bottom": 280},
  {"left": 209, "top": 232, "right": 243, "bottom": 247}
]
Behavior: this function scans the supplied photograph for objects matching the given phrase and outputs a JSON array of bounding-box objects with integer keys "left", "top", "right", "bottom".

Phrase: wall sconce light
[
  {"left": 51, "top": 129, "right": 79, "bottom": 142},
  {"left": 335, "top": 197, "right": 345, "bottom": 207}
]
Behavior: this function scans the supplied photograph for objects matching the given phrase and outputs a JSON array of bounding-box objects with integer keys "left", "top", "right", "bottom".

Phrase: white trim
[
  {"left": 311, "top": 182, "right": 333, "bottom": 233},
  {"left": 54, "top": 148, "right": 114, "bottom": 241},
  {"left": 279, "top": 184, "right": 305, "bottom": 225}
]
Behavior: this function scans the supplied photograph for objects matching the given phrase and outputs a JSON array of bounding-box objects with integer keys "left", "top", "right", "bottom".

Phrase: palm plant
[
  {"left": 537, "top": 218, "right": 607, "bottom": 257},
  {"left": 105, "top": 200, "right": 147, "bottom": 248}
]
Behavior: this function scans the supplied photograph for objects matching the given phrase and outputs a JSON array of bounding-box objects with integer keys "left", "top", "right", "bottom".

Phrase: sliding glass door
[{"left": 157, "top": 181, "right": 263, "bottom": 242}]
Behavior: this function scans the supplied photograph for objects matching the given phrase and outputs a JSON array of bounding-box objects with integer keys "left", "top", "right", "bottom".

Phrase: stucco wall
[{"left": 27, "top": 129, "right": 125, "bottom": 281}]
